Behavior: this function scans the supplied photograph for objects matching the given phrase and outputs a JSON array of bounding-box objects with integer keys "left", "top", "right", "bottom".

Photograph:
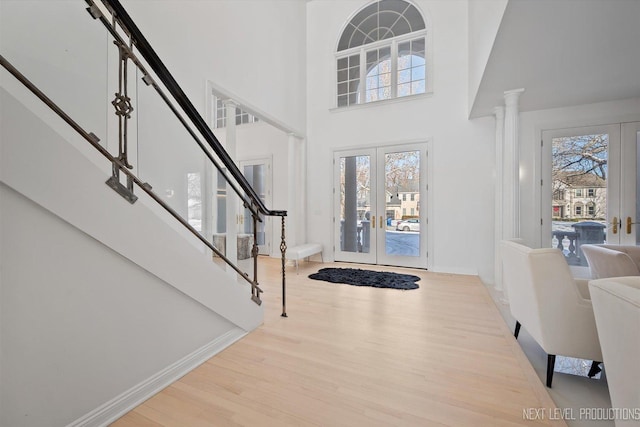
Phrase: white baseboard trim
[
  {"left": 67, "top": 327, "right": 247, "bottom": 427},
  {"left": 429, "top": 265, "right": 478, "bottom": 276}
]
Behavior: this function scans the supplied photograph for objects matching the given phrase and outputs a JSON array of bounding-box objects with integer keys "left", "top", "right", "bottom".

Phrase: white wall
[
  {"left": 306, "top": 0, "right": 496, "bottom": 279},
  {"left": 121, "top": 0, "right": 307, "bottom": 135},
  {"left": 0, "top": 184, "right": 239, "bottom": 427},
  {"left": 0, "top": 0, "right": 113, "bottom": 151},
  {"left": 519, "top": 97, "right": 640, "bottom": 249},
  {"left": 467, "top": 0, "right": 508, "bottom": 115}
]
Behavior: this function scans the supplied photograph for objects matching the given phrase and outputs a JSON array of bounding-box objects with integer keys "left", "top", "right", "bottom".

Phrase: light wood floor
[{"left": 112, "top": 259, "right": 566, "bottom": 426}]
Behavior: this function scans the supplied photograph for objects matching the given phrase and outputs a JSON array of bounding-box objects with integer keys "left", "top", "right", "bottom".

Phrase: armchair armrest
[
  {"left": 574, "top": 278, "right": 591, "bottom": 301},
  {"left": 617, "top": 245, "right": 640, "bottom": 271}
]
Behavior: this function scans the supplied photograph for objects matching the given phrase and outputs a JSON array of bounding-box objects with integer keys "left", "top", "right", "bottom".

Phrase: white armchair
[
  {"left": 589, "top": 277, "right": 640, "bottom": 427},
  {"left": 500, "top": 240, "right": 603, "bottom": 387},
  {"left": 581, "top": 244, "right": 640, "bottom": 279}
]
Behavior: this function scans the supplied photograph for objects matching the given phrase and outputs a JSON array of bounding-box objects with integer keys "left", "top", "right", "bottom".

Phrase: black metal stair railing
[{"left": 0, "top": 0, "right": 290, "bottom": 312}]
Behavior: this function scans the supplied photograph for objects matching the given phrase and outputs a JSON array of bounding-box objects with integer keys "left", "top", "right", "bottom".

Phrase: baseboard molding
[
  {"left": 67, "top": 328, "right": 247, "bottom": 427},
  {"left": 429, "top": 265, "right": 478, "bottom": 276}
]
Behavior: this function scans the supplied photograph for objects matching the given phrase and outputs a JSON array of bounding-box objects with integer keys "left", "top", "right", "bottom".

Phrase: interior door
[
  {"left": 334, "top": 144, "right": 427, "bottom": 268},
  {"left": 541, "top": 123, "right": 640, "bottom": 271}
]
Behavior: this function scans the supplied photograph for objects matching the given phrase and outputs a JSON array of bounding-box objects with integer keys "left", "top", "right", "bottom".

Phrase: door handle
[
  {"left": 371, "top": 216, "right": 375, "bottom": 228},
  {"left": 627, "top": 216, "right": 637, "bottom": 234},
  {"left": 611, "top": 216, "right": 619, "bottom": 234},
  {"left": 380, "top": 216, "right": 383, "bottom": 228}
]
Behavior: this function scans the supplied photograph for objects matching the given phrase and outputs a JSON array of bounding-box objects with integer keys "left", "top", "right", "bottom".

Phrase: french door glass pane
[
  {"left": 384, "top": 151, "right": 420, "bottom": 257},
  {"left": 243, "top": 164, "right": 266, "bottom": 246},
  {"left": 551, "top": 134, "right": 608, "bottom": 265},
  {"left": 340, "top": 155, "right": 371, "bottom": 253}
]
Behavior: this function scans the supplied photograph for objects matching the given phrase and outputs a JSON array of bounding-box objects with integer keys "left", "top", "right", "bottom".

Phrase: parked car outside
[{"left": 396, "top": 218, "right": 420, "bottom": 232}]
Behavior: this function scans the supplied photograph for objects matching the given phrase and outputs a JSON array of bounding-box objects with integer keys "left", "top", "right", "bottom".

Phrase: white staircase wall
[{"left": 0, "top": 85, "right": 262, "bottom": 425}]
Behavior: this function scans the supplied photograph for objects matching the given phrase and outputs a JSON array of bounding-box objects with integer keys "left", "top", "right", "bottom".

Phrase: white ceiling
[{"left": 469, "top": 0, "right": 640, "bottom": 119}]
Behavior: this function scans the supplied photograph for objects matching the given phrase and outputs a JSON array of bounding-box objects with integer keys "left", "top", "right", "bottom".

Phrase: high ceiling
[{"left": 469, "top": 0, "right": 640, "bottom": 118}]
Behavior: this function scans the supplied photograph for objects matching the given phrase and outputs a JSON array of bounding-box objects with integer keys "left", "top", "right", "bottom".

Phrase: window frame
[
  {"left": 211, "top": 96, "right": 260, "bottom": 129},
  {"left": 335, "top": 29, "right": 431, "bottom": 109}
]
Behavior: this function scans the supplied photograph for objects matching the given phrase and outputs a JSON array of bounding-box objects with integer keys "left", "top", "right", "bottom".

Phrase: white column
[
  {"left": 224, "top": 100, "right": 238, "bottom": 275},
  {"left": 493, "top": 106, "right": 505, "bottom": 293},
  {"left": 287, "top": 133, "right": 298, "bottom": 248},
  {"left": 299, "top": 137, "right": 307, "bottom": 244},
  {"left": 500, "top": 88, "right": 524, "bottom": 304},
  {"left": 503, "top": 88, "right": 524, "bottom": 240}
]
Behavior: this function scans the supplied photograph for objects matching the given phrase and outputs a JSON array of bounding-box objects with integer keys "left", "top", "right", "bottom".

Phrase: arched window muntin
[
  {"left": 337, "top": 0, "right": 426, "bottom": 52},
  {"left": 336, "top": 0, "right": 430, "bottom": 108}
]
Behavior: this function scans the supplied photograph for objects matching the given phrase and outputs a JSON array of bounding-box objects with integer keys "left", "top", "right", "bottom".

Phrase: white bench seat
[{"left": 286, "top": 243, "right": 323, "bottom": 273}]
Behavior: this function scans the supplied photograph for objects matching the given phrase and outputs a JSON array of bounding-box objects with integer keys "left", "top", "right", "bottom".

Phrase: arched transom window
[{"left": 336, "top": 0, "right": 429, "bottom": 107}]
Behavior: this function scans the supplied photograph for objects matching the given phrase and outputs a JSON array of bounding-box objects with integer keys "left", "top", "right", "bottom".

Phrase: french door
[
  {"left": 239, "top": 158, "right": 272, "bottom": 255},
  {"left": 542, "top": 122, "right": 640, "bottom": 269},
  {"left": 619, "top": 122, "right": 640, "bottom": 245},
  {"left": 333, "top": 143, "right": 428, "bottom": 268}
]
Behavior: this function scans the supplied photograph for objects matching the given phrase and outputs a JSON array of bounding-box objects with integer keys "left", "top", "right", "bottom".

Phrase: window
[
  {"left": 365, "top": 46, "right": 392, "bottom": 102},
  {"left": 410, "top": 193, "right": 415, "bottom": 201},
  {"left": 588, "top": 204, "right": 595, "bottom": 216},
  {"left": 212, "top": 96, "right": 259, "bottom": 129},
  {"left": 575, "top": 189, "right": 583, "bottom": 197},
  {"left": 587, "top": 188, "right": 595, "bottom": 197},
  {"left": 402, "top": 193, "right": 407, "bottom": 201},
  {"left": 575, "top": 205, "right": 582, "bottom": 216},
  {"left": 336, "top": 0, "right": 428, "bottom": 107},
  {"left": 187, "top": 172, "right": 202, "bottom": 232},
  {"left": 410, "top": 208, "right": 415, "bottom": 216}
]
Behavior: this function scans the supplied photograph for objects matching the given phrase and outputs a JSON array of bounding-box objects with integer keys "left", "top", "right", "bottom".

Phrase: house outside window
[
  {"left": 575, "top": 205, "right": 582, "bottom": 216},
  {"left": 336, "top": 0, "right": 430, "bottom": 107},
  {"left": 552, "top": 171, "right": 606, "bottom": 220}
]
